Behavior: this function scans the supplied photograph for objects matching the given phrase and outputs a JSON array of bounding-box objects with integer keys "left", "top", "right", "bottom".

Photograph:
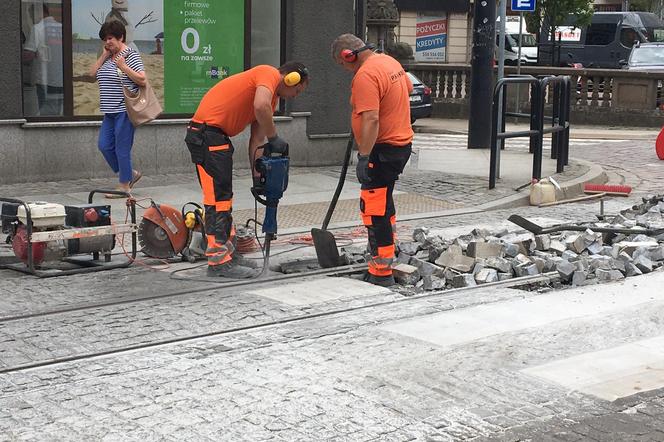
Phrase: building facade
[{"left": 0, "top": 0, "right": 359, "bottom": 184}]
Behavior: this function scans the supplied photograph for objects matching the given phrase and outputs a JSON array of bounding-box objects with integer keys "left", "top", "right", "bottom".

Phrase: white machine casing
[{"left": 17, "top": 202, "right": 67, "bottom": 228}]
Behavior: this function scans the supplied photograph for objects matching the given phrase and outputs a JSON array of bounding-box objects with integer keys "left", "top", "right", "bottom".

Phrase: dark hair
[
  {"left": 99, "top": 20, "right": 126, "bottom": 42},
  {"left": 278, "top": 61, "right": 309, "bottom": 81}
]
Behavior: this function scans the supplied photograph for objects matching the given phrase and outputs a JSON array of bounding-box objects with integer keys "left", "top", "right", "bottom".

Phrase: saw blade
[{"left": 138, "top": 218, "right": 176, "bottom": 259}]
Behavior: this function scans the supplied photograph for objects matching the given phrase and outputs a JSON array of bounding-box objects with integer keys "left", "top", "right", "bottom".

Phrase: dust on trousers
[
  {"left": 185, "top": 122, "right": 238, "bottom": 267},
  {"left": 360, "top": 143, "right": 412, "bottom": 277}
]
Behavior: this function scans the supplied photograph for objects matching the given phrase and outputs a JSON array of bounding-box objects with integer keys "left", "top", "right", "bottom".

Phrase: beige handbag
[{"left": 122, "top": 78, "right": 163, "bottom": 126}]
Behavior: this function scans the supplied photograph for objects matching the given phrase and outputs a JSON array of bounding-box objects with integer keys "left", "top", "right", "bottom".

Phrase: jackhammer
[{"left": 250, "top": 141, "right": 289, "bottom": 277}]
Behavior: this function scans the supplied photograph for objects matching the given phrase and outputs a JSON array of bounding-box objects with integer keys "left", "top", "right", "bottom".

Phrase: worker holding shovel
[{"left": 331, "top": 34, "right": 413, "bottom": 287}]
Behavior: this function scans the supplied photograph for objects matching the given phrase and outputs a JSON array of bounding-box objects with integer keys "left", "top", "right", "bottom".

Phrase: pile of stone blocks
[{"left": 389, "top": 194, "right": 664, "bottom": 291}]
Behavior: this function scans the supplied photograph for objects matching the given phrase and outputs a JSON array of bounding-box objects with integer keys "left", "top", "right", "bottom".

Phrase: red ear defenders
[
  {"left": 283, "top": 66, "right": 309, "bottom": 87},
  {"left": 340, "top": 44, "right": 375, "bottom": 63}
]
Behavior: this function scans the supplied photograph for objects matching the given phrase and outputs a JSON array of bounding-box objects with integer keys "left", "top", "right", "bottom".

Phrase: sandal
[
  {"left": 129, "top": 170, "right": 142, "bottom": 189},
  {"left": 105, "top": 188, "right": 131, "bottom": 199}
]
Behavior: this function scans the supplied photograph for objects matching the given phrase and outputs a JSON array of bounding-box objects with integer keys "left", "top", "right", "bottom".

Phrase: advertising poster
[
  {"left": 164, "top": 0, "right": 244, "bottom": 113},
  {"left": 415, "top": 13, "right": 447, "bottom": 63},
  {"left": 71, "top": 0, "right": 164, "bottom": 115}
]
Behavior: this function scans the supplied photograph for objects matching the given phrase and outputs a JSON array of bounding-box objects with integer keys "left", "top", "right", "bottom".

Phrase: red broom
[{"left": 583, "top": 183, "right": 632, "bottom": 196}]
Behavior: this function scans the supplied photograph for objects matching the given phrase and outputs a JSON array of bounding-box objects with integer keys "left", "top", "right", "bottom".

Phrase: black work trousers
[
  {"left": 185, "top": 123, "right": 236, "bottom": 266},
  {"left": 360, "top": 143, "right": 412, "bottom": 276}
]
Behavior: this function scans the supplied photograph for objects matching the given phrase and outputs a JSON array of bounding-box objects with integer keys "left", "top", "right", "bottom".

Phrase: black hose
[{"left": 321, "top": 136, "right": 354, "bottom": 230}]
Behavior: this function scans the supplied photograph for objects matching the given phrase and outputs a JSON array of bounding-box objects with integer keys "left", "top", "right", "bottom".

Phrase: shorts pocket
[{"left": 360, "top": 187, "right": 387, "bottom": 217}]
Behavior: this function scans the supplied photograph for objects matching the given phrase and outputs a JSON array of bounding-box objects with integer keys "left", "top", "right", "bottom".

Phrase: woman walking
[{"left": 89, "top": 20, "right": 144, "bottom": 197}]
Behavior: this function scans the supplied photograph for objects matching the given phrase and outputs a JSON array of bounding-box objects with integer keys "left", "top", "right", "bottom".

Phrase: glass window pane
[
  {"left": 72, "top": 0, "right": 165, "bottom": 116},
  {"left": 251, "top": 0, "right": 280, "bottom": 67},
  {"left": 21, "top": 1, "right": 64, "bottom": 117}
]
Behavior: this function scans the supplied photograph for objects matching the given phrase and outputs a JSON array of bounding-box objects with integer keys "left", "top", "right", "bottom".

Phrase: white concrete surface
[
  {"left": 247, "top": 277, "right": 391, "bottom": 306},
  {"left": 523, "top": 336, "right": 664, "bottom": 401},
  {"left": 380, "top": 271, "right": 664, "bottom": 349}
]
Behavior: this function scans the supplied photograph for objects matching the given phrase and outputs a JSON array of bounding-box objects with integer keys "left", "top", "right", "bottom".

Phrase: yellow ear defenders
[{"left": 283, "top": 66, "right": 309, "bottom": 87}]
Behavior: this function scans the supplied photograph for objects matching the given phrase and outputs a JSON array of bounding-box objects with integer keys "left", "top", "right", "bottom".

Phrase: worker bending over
[{"left": 185, "top": 62, "right": 309, "bottom": 278}]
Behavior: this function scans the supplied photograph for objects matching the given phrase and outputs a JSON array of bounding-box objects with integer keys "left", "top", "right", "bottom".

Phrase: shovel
[
  {"left": 508, "top": 214, "right": 664, "bottom": 236},
  {"left": 311, "top": 136, "right": 355, "bottom": 268}
]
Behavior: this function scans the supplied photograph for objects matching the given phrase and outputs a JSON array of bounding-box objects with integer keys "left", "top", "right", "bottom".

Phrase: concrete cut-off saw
[{"left": 138, "top": 201, "right": 209, "bottom": 262}]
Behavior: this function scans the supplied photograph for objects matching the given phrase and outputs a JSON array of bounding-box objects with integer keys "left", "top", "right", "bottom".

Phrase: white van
[{"left": 496, "top": 18, "right": 538, "bottom": 65}]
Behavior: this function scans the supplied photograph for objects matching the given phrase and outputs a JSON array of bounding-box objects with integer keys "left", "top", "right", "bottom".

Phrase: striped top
[{"left": 96, "top": 47, "right": 144, "bottom": 114}]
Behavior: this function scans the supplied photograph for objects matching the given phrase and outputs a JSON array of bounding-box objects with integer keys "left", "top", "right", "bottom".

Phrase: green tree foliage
[{"left": 524, "top": 0, "right": 594, "bottom": 37}]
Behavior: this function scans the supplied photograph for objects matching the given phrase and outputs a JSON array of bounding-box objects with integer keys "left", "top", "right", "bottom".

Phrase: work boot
[
  {"left": 363, "top": 272, "right": 396, "bottom": 287},
  {"left": 207, "top": 261, "right": 259, "bottom": 279},
  {"left": 231, "top": 253, "right": 259, "bottom": 269}
]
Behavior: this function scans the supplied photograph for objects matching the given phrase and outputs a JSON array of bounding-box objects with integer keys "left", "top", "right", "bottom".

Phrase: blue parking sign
[{"left": 511, "top": 0, "right": 536, "bottom": 11}]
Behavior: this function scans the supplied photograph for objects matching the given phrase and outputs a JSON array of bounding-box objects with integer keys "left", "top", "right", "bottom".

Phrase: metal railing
[{"left": 489, "top": 75, "right": 572, "bottom": 189}]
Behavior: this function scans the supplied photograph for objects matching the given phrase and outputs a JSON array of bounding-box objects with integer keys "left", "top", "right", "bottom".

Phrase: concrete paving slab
[
  {"left": 380, "top": 271, "right": 664, "bottom": 348},
  {"left": 246, "top": 277, "right": 391, "bottom": 305},
  {"left": 413, "top": 148, "right": 560, "bottom": 181},
  {"left": 523, "top": 336, "right": 664, "bottom": 401}
]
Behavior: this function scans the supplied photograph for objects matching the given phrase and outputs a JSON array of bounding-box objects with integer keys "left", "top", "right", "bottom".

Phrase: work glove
[
  {"left": 267, "top": 135, "right": 289, "bottom": 155},
  {"left": 356, "top": 154, "right": 372, "bottom": 184}
]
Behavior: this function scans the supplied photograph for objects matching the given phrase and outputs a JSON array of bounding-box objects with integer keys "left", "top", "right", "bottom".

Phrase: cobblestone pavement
[{"left": 1, "top": 132, "right": 663, "bottom": 440}]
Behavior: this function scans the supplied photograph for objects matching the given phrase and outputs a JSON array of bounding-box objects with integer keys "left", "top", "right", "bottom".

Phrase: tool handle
[{"left": 322, "top": 136, "right": 354, "bottom": 230}]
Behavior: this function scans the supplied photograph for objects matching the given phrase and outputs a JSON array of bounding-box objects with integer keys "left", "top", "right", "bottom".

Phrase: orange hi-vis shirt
[
  {"left": 351, "top": 54, "right": 414, "bottom": 147},
  {"left": 192, "top": 65, "right": 281, "bottom": 137}
]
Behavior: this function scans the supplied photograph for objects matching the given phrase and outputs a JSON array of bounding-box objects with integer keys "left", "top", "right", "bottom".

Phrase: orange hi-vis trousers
[
  {"left": 360, "top": 143, "right": 412, "bottom": 277},
  {"left": 187, "top": 123, "right": 236, "bottom": 267}
]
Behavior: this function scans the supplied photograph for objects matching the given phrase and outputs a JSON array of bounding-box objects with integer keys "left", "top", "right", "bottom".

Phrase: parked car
[
  {"left": 408, "top": 72, "right": 432, "bottom": 123},
  {"left": 623, "top": 41, "right": 664, "bottom": 71}
]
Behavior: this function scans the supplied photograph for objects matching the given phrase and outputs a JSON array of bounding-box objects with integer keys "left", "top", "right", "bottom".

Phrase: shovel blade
[{"left": 311, "top": 228, "right": 341, "bottom": 268}]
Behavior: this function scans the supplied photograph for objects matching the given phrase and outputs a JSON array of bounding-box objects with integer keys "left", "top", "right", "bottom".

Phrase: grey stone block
[
  {"left": 475, "top": 268, "right": 499, "bottom": 284},
  {"left": 398, "top": 241, "right": 420, "bottom": 256},
  {"left": 572, "top": 270, "right": 587, "bottom": 286},
  {"left": 596, "top": 268, "right": 625, "bottom": 282},
  {"left": 422, "top": 275, "right": 446, "bottom": 291},
  {"left": 561, "top": 250, "right": 579, "bottom": 262},
  {"left": 502, "top": 242, "right": 520, "bottom": 258},
  {"left": 498, "top": 272, "right": 513, "bottom": 281},
  {"left": 515, "top": 263, "right": 540, "bottom": 277},
  {"left": 589, "top": 256, "right": 612, "bottom": 272},
  {"left": 633, "top": 255, "right": 654, "bottom": 273},
  {"left": 625, "top": 262, "right": 643, "bottom": 277},
  {"left": 393, "top": 263, "right": 421, "bottom": 285},
  {"left": 587, "top": 241, "right": 604, "bottom": 255},
  {"left": 485, "top": 256, "right": 512, "bottom": 274},
  {"left": 452, "top": 274, "right": 476, "bottom": 288},
  {"left": 467, "top": 241, "right": 503, "bottom": 259},
  {"left": 435, "top": 246, "right": 475, "bottom": 273},
  {"left": 412, "top": 226, "right": 430, "bottom": 244},
  {"left": 409, "top": 257, "right": 445, "bottom": 278},
  {"left": 649, "top": 245, "right": 664, "bottom": 261},
  {"left": 534, "top": 234, "right": 551, "bottom": 251},
  {"left": 453, "top": 234, "right": 474, "bottom": 252},
  {"left": 557, "top": 260, "right": 576, "bottom": 281},
  {"left": 565, "top": 234, "right": 586, "bottom": 254},
  {"left": 395, "top": 253, "right": 412, "bottom": 265},
  {"left": 549, "top": 240, "right": 567, "bottom": 255}
]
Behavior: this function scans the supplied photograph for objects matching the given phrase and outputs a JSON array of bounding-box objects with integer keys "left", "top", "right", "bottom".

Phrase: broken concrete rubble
[{"left": 379, "top": 195, "right": 664, "bottom": 292}]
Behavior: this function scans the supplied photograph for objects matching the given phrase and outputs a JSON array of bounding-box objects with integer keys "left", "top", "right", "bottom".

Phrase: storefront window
[
  {"left": 19, "top": 0, "right": 274, "bottom": 118},
  {"left": 72, "top": 0, "right": 165, "bottom": 116},
  {"left": 21, "top": 1, "right": 64, "bottom": 117},
  {"left": 251, "top": 0, "right": 281, "bottom": 67}
]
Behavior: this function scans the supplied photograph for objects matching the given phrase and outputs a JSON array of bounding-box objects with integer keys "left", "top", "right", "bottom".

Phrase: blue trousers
[{"left": 98, "top": 112, "right": 135, "bottom": 183}]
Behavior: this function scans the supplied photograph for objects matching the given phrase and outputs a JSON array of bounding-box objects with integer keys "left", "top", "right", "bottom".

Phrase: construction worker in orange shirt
[
  {"left": 331, "top": 34, "right": 414, "bottom": 287},
  {"left": 185, "top": 62, "right": 309, "bottom": 278}
]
